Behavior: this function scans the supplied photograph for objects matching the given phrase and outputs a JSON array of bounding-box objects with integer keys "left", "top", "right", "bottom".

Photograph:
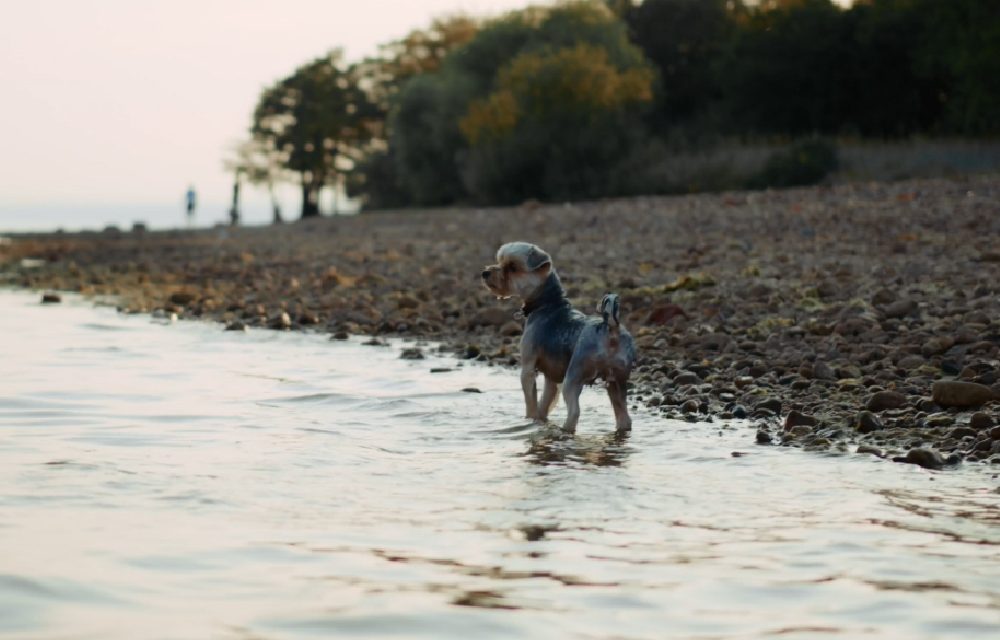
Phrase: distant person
[
  {"left": 229, "top": 180, "right": 240, "bottom": 226},
  {"left": 185, "top": 185, "right": 197, "bottom": 226}
]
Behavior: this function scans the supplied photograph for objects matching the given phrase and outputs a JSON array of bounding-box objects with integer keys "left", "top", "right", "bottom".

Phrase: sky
[{"left": 0, "top": 0, "right": 539, "bottom": 231}]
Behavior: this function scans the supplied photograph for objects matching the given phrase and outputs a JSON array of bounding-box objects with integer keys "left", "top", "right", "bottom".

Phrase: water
[{"left": 0, "top": 289, "right": 997, "bottom": 640}]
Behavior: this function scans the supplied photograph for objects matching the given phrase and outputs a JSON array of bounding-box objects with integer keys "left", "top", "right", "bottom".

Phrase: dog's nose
[{"left": 481, "top": 270, "right": 490, "bottom": 280}]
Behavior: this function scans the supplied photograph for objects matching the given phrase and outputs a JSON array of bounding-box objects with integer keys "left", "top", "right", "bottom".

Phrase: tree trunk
[{"left": 300, "top": 181, "right": 321, "bottom": 218}]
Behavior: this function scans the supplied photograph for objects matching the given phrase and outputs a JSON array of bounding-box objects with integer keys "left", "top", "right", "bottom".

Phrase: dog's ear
[{"left": 525, "top": 246, "right": 551, "bottom": 272}]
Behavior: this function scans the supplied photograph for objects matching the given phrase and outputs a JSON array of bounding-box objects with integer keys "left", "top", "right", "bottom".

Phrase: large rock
[
  {"left": 894, "top": 448, "right": 947, "bottom": 470},
  {"left": 932, "top": 381, "right": 996, "bottom": 408},
  {"left": 468, "top": 307, "right": 511, "bottom": 328},
  {"left": 866, "top": 390, "right": 906, "bottom": 411}
]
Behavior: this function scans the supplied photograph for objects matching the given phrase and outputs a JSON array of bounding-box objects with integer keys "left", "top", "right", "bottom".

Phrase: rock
[
  {"left": 331, "top": 331, "right": 349, "bottom": 341},
  {"left": 499, "top": 320, "right": 522, "bottom": 337},
  {"left": 461, "top": 387, "right": 482, "bottom": 393},
  {"left": 784, "top": 410, "right": 817, "bottom": 430},
  {"left": 268, "top": 311, "right": 292, "bottom": 330},
  {"left": 399, "top": 347, "right": 424, "bottom": 360},
  {"left": 41, "top": 292, "right": 61, "bottom": 304},
  {"left": 813, "top": 361, "right": 836, "bottom": 380},
  {"left": 224, "top": 320, "right": 246, "bottom": 331},
  {"left": 673, "top": 371, "right": 700, "bottom": 385},
  {"left": 468, "top": 307, "right": 510, "bottom": 328},
  {"left": 645, "top": 304, "right": 689, "bottom": 325},
  {"left": 169, "top": 291, "right": 196, "bottom": 306},
  {"left": 681, "top": 399, "right": 699, "bottom": 414},
  {"left": 787, "top": 425, "right": 814, "bottom": 438},
  {"left": 732, "top": 404, "right": 748, "bottom": 419},
  {"left": 896, "top": 354, "right": 925, "bottom": 370},
  {"left": 757, "top": 398, "right": 783, "bottom": 414},
  {"left": 755, "top": 429, "right": 773, "bottom": 444},
  {"left": 894, "top": 448, "right": 947, "bottom": 470},
  {"left": 882, "top": 299, "right": 916, "bottom": 319},
  {"left": 866, "top": 390, "right": 906, "bottom": 411},
  {"left": 857, "top": 444, "right": 884, "bottom": 457},
  {"left": 969, "top": 412, "right": 994, "bottom": 430},
  {"left": 921, "top": 336, "right": 954, "bottom": 357},
  {"left": 947, "top": 426, "right": 977, "bottom": 440},
  {"left": 932, "top": 381, "right": 996, "bottom": 408},
  {"left": 856, "top": 410, "right": 883, "bottom": 433},
  {"left": 871, "top": 288, "right": 896, "bottom": 305}
]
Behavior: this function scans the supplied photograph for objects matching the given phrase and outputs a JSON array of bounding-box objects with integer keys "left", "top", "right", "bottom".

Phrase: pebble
[
  {"left": 856, "top": 411, "right": 883, "bottom": 433},
  {"left": 784, "top": 410, "right": 817, "bottom": 430},
  {"left": 932, "top": 381, "right": 996, "bottom": 408},
  {"left": 399, "top": 347, "right": 424, "bottom": 360},
  {"left": 866, "top": 390, "right": 906, "bottom": 411},
  {"left": 894, "top": 448, "right": 947, "bottom": 470},
  {"left": 41, "top": 292, "right": 61, "bottom": 304}
]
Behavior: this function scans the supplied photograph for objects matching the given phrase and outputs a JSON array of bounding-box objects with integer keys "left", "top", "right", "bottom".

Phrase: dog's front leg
[{"left": 520, "top": 364, "right": 538, "bottom": 420}]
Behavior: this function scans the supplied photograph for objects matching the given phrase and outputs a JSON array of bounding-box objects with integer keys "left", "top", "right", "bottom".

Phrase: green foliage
[
  {"left": 749, "top": 138, "right": 839, "bottom": 189},
  {"left": 624, "top": 0, "right": 733, "bottom": 132},
  {"left": 384, "top": 1, "right": 654, "bottom": 206}
]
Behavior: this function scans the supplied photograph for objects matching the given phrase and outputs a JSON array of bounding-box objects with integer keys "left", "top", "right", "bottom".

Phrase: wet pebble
[
  {"left": 867, "top": 390, "right": 906, "bottom": 411},
  {"left": 932, "top": 381, "right": 996, "bottom": 408}
]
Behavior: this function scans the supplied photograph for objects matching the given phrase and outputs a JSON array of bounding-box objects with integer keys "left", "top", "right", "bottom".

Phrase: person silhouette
[{"left": 185, "top": 185, "right": 197, "bottom": 226}]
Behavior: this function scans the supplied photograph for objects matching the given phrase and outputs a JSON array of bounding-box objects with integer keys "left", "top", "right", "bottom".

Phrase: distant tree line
[{"left": 238, "top": 0, "right": 1000, "bottom": 217}]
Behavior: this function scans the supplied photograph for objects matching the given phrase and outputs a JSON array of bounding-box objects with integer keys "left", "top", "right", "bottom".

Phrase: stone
[
  {"left": 499, "top": 321, "right": 522, "bottom": 337},
  {"left": 399, "top": 347, "right": 424, "bottom": 360},
  {"left": 866, "top": 390, "right": 906, "bottom": 411},
  {"left": 932, "top": 381, "right": 996, "bottom": 408},
  {"left": 756, "top": 429, "right": 773, "bottom": 444},
  {"left": 268, "top": 311, "right": 292, "bottom": 330},
  {"left": 468, "top": 308, "right": 510, "bottom": 328},
  {"left": 673, "top": 371, "right": 700, "bottom": 385},
  {"left": 970, "top": 412, "right": 994, "bottom": 430},
  {"left": 757, "top": 398, "right": 783, "bottom": 413},
  {"left": 882, "top": 299, "right": 916, "bottom": 319},
  {"left": 813, "top": 360, "right": 836, "bottom": 380},
  {"left": 896, "top": 354, "right": 925, "bottom": 370},
  {"left": 856, "top": 410, "right": 883, "bottom": 433},
  {"left": 41, "top": 292, "right": 61, "bottom": 304},
  {"left": 732, "top": 404, "right": 748, "bottom": 419},
  {"left": 857, "top": 444, "right": 884, "bottom": 457},
  {"left": 784, "top": 410, "right": 817, "bottom": 430},
  {"left": 224, "top": 320, "right": 246, "bottom": 331},
  {"left": 169, "top": 291, "right": 196, "bottom": 305},
  {"left": 894, "top": 448, "right": 947, "bottom": 470},
  {"left": 681, "top": 399, "right": 699, "bottom": 414}
]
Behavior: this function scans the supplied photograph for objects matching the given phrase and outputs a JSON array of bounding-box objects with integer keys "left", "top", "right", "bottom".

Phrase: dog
[{"left": 481, "top": 242, "right": 636, "bottom": 431}]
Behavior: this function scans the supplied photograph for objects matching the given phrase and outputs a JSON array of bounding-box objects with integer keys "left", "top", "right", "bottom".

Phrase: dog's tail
[{"left": 598, "top": 293, "right": 622, "bottom": 330}]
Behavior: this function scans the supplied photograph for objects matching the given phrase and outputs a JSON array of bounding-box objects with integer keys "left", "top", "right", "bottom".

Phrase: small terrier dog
[{"left": 481, "top": 242, "right": 637, "bottom": 431}]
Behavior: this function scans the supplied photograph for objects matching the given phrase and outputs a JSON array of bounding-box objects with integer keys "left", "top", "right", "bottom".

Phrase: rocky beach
[{"left": 3, "top": 175, "right": 1000, "bottom": 469}]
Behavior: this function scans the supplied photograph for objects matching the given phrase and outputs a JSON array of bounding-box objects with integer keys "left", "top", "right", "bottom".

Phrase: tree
[
  {"left": 382, "top": 1, "right": 655, "bottom": 206},
  {"left": 460, "top": 43, "right": 654, "bottom": 202},
  {"left": 251, "top": 51, "right": 379, "bottom": 218},
  {"left": 623, "top": 0, "right": 735, "bottom": 134}
]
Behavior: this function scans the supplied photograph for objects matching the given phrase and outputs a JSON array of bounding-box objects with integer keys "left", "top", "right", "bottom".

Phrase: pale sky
[{"left": 0, "top": 0, "right": 538, "bottom": 229}]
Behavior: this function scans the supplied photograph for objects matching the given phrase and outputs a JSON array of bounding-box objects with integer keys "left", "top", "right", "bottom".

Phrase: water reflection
[{"left": 523, "top": 426, "right": 632, "bottom": 467}]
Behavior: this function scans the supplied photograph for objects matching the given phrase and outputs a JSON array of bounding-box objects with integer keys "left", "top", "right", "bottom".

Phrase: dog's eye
[{"left": 504, "top": 264, "right": 518, "bottom": 273}]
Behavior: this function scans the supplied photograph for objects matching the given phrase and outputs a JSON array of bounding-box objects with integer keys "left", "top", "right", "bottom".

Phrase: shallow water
[{"left": 0, "top": 289, "right": 997, "bottom": 640}]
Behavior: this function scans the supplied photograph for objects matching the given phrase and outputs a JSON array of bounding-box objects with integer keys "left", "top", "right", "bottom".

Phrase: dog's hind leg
[
  {"left": 561, "top": 363, "right": 584, "bottom": 431},
  {"left": 607, "top": 380, "right": 631, "bottom": 432}
]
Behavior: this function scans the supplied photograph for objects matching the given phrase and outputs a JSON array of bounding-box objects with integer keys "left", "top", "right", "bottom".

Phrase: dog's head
[{"left": 481, "top": 242, "right": 552, "bottom": 300}]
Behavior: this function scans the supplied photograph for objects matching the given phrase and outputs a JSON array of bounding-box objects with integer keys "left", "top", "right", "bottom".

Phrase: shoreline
[{"left": 3, "top": 175, "right": 1000, "bottom": 470}]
